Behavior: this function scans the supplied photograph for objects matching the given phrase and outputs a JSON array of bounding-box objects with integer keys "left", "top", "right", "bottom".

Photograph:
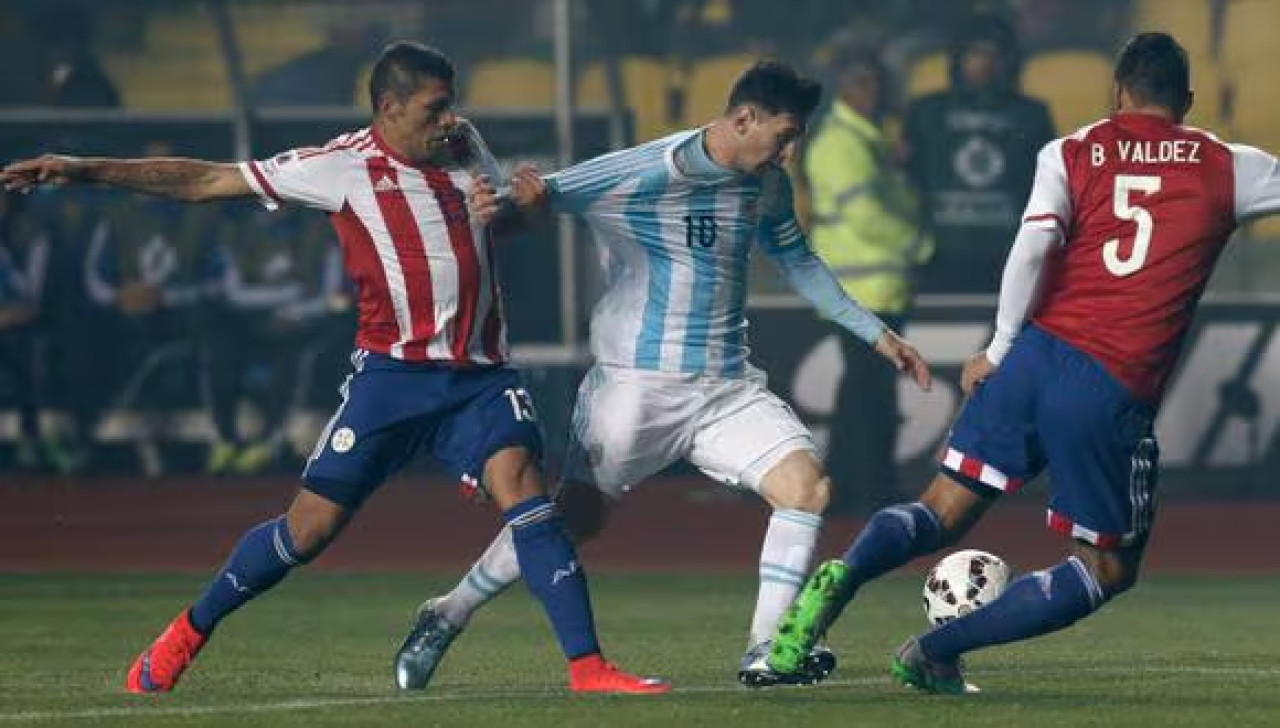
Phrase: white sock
[
  {"left": 749, "top": 508, "right": 822, "bottom": 647},
  {"left": 436, "top": 526, "right": 520, "bottom": 627}
]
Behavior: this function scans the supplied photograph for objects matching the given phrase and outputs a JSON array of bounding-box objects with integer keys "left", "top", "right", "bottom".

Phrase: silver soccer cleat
[
  {"left": 738, "top": 640, "right": 837, "bottom": 688},
  {"left": 394, "top": 598, "right": 462, "bottom": 690}
]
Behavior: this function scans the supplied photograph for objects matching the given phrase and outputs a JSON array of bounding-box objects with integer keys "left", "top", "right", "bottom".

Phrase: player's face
[
  {"left": 960, "top": 41, "right": 1004, "bottom": 88},
  {"left": 382, "top": 77, "right": 459, "bottom": 164},
  {"left": 737, "top": 108, "right": 804, "bottom": 172}
]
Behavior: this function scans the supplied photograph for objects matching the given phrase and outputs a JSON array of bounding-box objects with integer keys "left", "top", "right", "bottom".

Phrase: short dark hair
[
  {"left": 368, "top": 41, "right": 455, "bottom": 110},
  {"left": 726, "top": 60, "right": 823, "bottom": 122},
  {"left": 1114, "top": 32, "right": 1191, "bottom": 114}
]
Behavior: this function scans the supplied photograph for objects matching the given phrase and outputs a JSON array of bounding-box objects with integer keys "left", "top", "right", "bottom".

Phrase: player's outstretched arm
[
  {"left": 874, "top": 329, "right": 932, "bottom": 392},
  {"left": 2, "top": 154, "right": 252, "bottom": 203}
]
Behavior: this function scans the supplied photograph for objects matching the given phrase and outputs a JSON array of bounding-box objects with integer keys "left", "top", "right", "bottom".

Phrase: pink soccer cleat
[
  {"left": 125, "top": 608, "right": 208, "bottom": 694},
  {"left": 568, "top": 653, "right": 671, "bottom": 695}
]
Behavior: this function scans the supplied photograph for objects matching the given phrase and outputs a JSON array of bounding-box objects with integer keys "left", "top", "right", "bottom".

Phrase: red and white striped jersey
[
  {"left": 238, "top": 126, "right": 508, "bottom": 365},
  {"left": 1022, "top": 114, "right": 1280, "bottom": 402}
]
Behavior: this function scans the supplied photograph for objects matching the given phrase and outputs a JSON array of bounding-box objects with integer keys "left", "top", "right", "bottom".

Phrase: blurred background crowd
[{"left": 1, "top": 0, "right": 1277, "bottom": 493}]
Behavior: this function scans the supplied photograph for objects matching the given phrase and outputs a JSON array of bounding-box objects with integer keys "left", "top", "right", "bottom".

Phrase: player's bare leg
[
  {"left": 769, "top": 473, "right": 989, "bottom": 676},
  {"left": 126, "top": 489, "right": 352, "bottom": 693},
  {"left": 739, "top": 450, "right": 835, "bottom": 687}
]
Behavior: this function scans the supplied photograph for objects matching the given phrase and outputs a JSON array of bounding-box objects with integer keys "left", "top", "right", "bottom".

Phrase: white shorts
[{"left": 561, "top": 364, "right": 817, "bottom": 497}]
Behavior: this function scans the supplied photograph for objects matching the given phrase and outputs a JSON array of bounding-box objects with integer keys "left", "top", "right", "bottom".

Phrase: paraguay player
[
  {"left": 768, "top": 32, "right": 1280, "bottom": 693},
  {"left": 2, "top": 41, "right": 667, "bottom": 696},
  {"left": 393, "top": 60, "right": 932, "bottom": 690}
]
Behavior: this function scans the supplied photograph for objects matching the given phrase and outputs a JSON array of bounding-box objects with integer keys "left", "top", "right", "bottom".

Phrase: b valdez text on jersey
[{"left": 1090, "top": 139, "right": 1202, "bottom": 166}]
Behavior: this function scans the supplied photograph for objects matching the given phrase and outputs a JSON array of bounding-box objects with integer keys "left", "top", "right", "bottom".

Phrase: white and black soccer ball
[{"left": 922, "top": 549, "right": 1011, "bottom": 626}]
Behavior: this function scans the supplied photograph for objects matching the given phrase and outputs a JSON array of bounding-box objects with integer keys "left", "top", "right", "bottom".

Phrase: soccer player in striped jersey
[
  {"left": 767, "top": 33, "right": 1280, "bottom": 694},
  {"left": 2, "top": 41, "right": 667, "bottom": 696},
  {"left": 395, "top": 60, "right": 932, "bottom": 689}
]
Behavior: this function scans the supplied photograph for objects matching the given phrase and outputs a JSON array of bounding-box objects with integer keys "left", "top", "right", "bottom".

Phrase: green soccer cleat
[
  {"left": 889, "top": 637, "right": 979, "bottom": 695},
  {"left": 768, "top": 560, "right": 852, "bottom": 675}
]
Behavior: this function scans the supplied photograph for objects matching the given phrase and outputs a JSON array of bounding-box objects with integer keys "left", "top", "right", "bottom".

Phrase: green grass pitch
[{"left": 2, "top": 572, "right": 1278, "bottom": 726}]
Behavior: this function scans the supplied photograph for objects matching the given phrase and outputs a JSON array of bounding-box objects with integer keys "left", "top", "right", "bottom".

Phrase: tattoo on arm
[{"left": 79, "top": 158, "right": 237, "bottom": 202}]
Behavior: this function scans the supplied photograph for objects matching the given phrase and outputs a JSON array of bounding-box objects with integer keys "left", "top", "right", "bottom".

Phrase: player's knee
[
  {"left": 555, "top": 482, "right": 609, "bottom": 543},
  {"left": 760, "top": 452, "right": 830, "bottom": 513},
  {"left": 1073, "top": 544, "right": 1142, "bottom": 599},
  {"left": 484, "top": 446, "right": 547, "bottom": 509},
  {"left": 285, "top": 512, "right": 346, "bottom": 561}
]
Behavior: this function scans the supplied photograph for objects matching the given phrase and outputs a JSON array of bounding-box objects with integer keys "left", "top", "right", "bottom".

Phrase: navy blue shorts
[
  {"left": 941, "top": 325, "right": 1159, "bottom": 548},
  {"left": 302, "top": 350, "right": 543, "bottom": 508}
]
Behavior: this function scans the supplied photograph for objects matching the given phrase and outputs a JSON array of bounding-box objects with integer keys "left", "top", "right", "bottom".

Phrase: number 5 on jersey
[{"left": 1104, "top": 174, "right": 1161, "bottom": 277}]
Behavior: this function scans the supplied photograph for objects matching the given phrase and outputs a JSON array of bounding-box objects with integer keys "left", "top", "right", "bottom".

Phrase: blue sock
[
  {"left": 506, "top": 496, "right": 600, "bottom": 660},
  {"left": 189, "top": 516, "right": 305, "bottom": 634},
  {"left": 842, "top": 502, "right": 944, "bottom": 593},
  {"left": 919, "top": 556, "right": 1106, "bottom": 662}
]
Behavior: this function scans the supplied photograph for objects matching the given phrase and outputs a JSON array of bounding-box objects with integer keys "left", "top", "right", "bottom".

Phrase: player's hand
[
  {"left": 961, "top": 351, "right": 996, "bottom": 395},
  {"left": 1, "top": 154, "right": 83, "bottom": 192},
  {"left": 468, "top": 174, "right": 501, "bottom": 225},
  {"left": 509, "top": 164, "right": 547, "bottom": 208},
  {"left": 874, "top": 330, "right": 931, "bottom": 391},
  {"left": 117, "top": 283, "right": 162, "bottom": 315},
  {"left": 0, "top": 304, "right": 36, "bottom": 329}
]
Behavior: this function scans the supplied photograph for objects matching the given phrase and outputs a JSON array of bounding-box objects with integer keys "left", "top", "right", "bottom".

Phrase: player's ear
[
  {"left": 376, "top": 90, "right": 398, "bottom": 118},
  {"left": 1179, "top": 89, "right": 1195, "bottom": 123},
  {"left": 732, "top": 104, "right": 756, "bottom": 135}
]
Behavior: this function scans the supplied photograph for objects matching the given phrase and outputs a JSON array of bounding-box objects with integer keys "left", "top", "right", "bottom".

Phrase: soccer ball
[{"left": 922, "top": 549, "right": 1011, "bottom": 626}]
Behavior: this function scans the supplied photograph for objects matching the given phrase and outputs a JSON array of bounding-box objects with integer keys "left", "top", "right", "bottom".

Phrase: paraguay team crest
[{"left": 330, "top": 427, "right": 356, "bottom": 454}]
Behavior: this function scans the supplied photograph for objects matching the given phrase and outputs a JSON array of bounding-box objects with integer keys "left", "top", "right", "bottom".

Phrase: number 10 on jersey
[{"left": 684, "top": 214, "right": 718, "bottom": 248}]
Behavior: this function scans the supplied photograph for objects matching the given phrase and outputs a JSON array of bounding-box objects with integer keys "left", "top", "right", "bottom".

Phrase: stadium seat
[
  {"left": 1132, "top": 0, "right": 1214, "bottom": 61},
  {"left": 104, "top": 51, "right": 232, "bottom": 110},
  {"left": 1228, "top": 65, "right": 1280, "bottom": 149},
  {"left": 463, "top": 59, "right": 555, "bottom": 109},
  {"left": 354, "top": 62, "right": 375, "bottom": 108},
  {"left": 102, "top": 5, "right": 232, "bottom": 110},
  {"left": 906, "top": 52, "right": 948, "bottom": 98},
  {"left": 577, "top": 57, "right": 676, "bottom": 142},
  {"left": 680, "top": 54, "right": 756, "bottom": 127},
  {"left": 1022, "top": 51, "right": 1113, "bottom": 133},
  {"left": 229, "top": 5, "right": 326, "bottom": 77},
  {"left": 1184, "top": 55, "right": 1227, "bottom": 133},
  {"left": 1221, "top": 0, "right": 1280, "bottom": 71},
  {"left": 1246, "top": 215, "right": 1280, "bottom": 242}
]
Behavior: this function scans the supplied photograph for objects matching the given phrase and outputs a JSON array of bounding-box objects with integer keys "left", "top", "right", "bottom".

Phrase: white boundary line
[{"left": 5, "top": 666, "right": 1280, "bottom": 723}]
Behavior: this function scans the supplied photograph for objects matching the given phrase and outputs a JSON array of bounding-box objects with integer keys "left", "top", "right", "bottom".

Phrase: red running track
[{"left": 1, "top": 476, "right": 1275, "bottom": 573}]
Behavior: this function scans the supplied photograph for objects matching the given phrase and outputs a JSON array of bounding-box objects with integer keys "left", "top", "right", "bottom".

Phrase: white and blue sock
[
  {"left": 436, "top": 527, "right": 519, "bottom": 627},
  {"left": 750, "top": 509, "right": 822, "bottom": 646},
  {"left": 918, "top": 555, "right": 1107, "bottom": 662},
  {"left": 505, "top": 495, "right": 600, "bottom": 659},
  {"left": 190, "top": 515, "right": 304, "bottom": 634}
]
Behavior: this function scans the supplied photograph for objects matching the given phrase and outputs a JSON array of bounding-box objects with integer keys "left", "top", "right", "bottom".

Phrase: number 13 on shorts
[{"left": 504, "top": 387, "right": 537, "bottom": 422}]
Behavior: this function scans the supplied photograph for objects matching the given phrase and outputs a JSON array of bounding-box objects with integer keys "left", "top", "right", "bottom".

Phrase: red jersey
[
  {"left": 238, "top": 126, "right": 508, "bottom": 365},
  {"left": 1021, "top": 114, "right": 1280, "bottom": 402}
]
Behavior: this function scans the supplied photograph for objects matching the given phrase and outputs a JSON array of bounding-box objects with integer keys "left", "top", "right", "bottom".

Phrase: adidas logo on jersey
[{"left": 373, "top": 175, "right": 400, "bottom": 193}]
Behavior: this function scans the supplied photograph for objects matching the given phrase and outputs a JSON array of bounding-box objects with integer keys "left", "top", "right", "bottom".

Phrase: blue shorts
[
  {"left": 302, "top": 350, "right": 543, "bottom": 509},
  {"left": 941, "top": 325, "right": 1159, "bottom": 548}
]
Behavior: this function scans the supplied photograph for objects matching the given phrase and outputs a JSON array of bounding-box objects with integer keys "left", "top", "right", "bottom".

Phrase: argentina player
[{"left": 395, "top": 60, "right": 932, "bottom": 689}]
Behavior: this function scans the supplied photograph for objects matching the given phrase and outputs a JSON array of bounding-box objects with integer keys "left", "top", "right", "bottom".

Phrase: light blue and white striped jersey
[{"left": 546, "top": 129, "right": 809, "bottom": 377}]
